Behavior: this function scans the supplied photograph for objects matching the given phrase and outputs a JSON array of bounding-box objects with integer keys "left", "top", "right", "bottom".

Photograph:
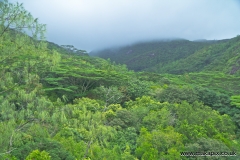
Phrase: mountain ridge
[{"left": 89, "top": 39, "right": 229, "bottom": 73}]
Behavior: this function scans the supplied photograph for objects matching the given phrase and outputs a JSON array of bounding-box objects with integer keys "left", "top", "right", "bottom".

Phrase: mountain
[
  {"left": 91, "top": 37, "right": 240, "bottom": 75},
  {"left": 90, "top": 39, "right": 221, "bottom": 71},
  {"left": 150, "top": 36, "right": 240, "bottom": 75}
]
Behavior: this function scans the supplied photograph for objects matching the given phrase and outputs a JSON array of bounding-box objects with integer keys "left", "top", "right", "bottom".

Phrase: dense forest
[{"left": 0, "top": 1, "right": 240, "bottom": 159}]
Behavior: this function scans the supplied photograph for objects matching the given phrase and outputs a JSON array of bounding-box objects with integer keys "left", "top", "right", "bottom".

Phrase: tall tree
[{"left": 0, "top": 0, "right": 46, "bottom": 39}]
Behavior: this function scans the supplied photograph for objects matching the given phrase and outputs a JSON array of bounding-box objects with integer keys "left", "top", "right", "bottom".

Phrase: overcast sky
[{"left": 9, "top": 0, "right": 240, "bottom": 51}]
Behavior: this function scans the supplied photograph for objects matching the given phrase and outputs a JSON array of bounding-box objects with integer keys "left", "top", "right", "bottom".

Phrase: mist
[{"left": 9, "top": 0, "right": 240, "bottom": 52}]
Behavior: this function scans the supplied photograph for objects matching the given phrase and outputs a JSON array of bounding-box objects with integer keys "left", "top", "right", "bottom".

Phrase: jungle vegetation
[{"left": 0, "top": 1, "right": 240, "bottom": 159}]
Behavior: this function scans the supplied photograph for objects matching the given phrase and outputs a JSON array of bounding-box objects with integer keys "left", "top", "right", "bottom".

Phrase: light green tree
[
  {"left": 231, "top": 95, "right": 240, "bottom": 108},
  {"left": 25, "top": 150, "right": 51, "bottom": 160}
]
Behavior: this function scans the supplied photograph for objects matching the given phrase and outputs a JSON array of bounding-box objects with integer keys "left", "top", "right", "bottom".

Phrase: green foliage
[
  {"left": 175, "top": 101, "right": 236, "bottom": 143},
  {"left": 0, "top": 0, "right": 46, "bottom": 39},
  {"left": 11, "top": 138, "right": 76, "bottom": 160},
  {"left": 1, "top": 1, "right": 240, "bottom": 159},
  {"left": 0, "top": 154, "right": 17, "bottom": 160},
  {"left": 53, "top": 136, "right": 86, "bottom": 159},
  {"left": 42, "top": 55, "right": 131, "bottom": 102},
  {"left": 110, "top": 127, "right": 138, "bottom": 153},
  {"left": 121, "top": 145, "right": 136, "bottom": 160},
  {"left": 162, "top": 72, "right": 240, "bottom": 95},
  {"left": 185, "top": 138, "right": 235, "bottom": 160},
  {"left": 153, "top": 85, "right": 198, "bottom": 103},
  {"left": 108, "top": 109, "right": 137, "bottom": 129},
  {"left": 135, "top": 127, "right": 184, "bottom": 160},
  {"left": 124, "top": 78, "right": 153, "bottom": 100},
  {"left": 231, "top": 95, "right": 240, "bottom": 108},
  {"left": 88, "top": 85, "right": 124, "bottom": 107},
  {"left": 25, "top": 149, "right": 51, "bottom": 160}
]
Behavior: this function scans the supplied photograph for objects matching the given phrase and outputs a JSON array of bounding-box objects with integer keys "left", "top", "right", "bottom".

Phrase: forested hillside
[
  {"left": 92, "top": 36, "right": 240, "bottom": 76},
  {"left": 1, "top": 1, "right": 240, "bottom": 159},
  {"left": 91, "top": 39, "right": 222, "bottom": 72},
  {"left": 148, "top": 36, "right": 240, "bottom": 75}
]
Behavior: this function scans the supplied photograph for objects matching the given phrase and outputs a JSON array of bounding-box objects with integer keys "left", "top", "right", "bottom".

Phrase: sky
[{"left": 8, "top": 0, "right": 240, "bottom": 52}]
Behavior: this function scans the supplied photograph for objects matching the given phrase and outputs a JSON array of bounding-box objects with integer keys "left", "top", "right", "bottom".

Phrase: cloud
[{"left": 8, "top": 0, "right": 240, "bottom": 51}]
